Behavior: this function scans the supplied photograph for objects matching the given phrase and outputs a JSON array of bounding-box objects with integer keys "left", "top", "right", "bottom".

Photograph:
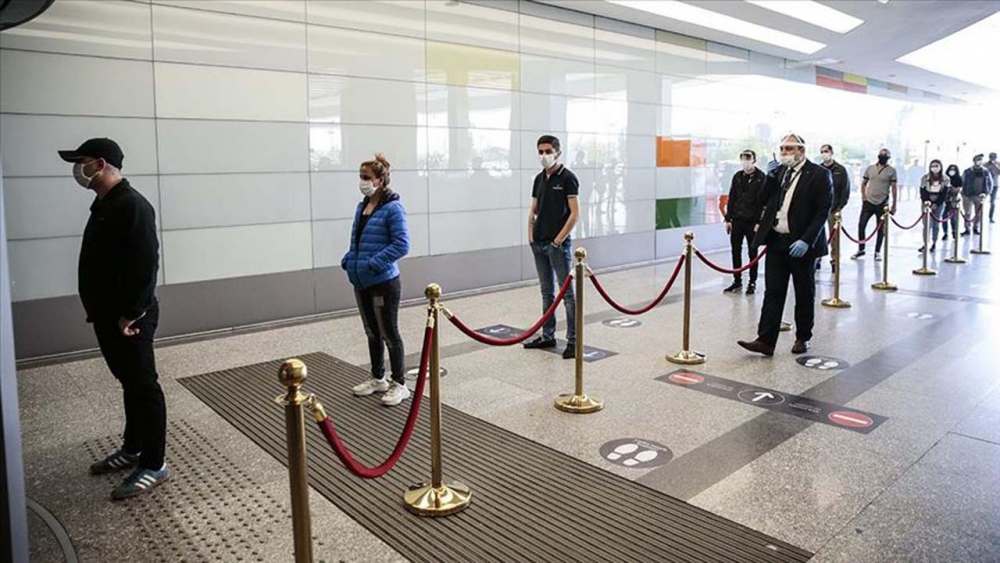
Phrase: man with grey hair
[
  {"left": 852, "top": 148, "right": 897, "bottom": 260},
  {"left": 738, "top": 134, "right": 833, "bottom": 356}
]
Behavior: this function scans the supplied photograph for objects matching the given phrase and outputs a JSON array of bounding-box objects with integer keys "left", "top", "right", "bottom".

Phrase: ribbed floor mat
[{"left": 180, "top": 352, "right": 812, "bottom": 563}]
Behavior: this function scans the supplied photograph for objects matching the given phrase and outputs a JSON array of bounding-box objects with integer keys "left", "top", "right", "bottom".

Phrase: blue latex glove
[{"left": 789, "top": 240, "right": 808, "bottom": 258}]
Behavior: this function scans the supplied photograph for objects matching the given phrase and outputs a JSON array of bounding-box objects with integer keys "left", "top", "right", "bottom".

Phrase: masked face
[
  {"left": 974, "top": 159, "right": 983, "bottom": 168},
  {"left": 877, "top": 153, "right": 890, "bottom": 165},
  {"left": 820, "top": 151, "right": 833, "bottom": 163},
  {"left": 741, "top": 158, "right": 755, "bottom": 172},
  {"left": 779, "top": 143, "right": 802, "bottom": 167},
  {"left": 72, "top": 159, "right": 101, "bottom": 189},
  {"left": 930, "top": 165, "right": 941, "bottom": 174},
  {"left": 359, "top": 170, "right": 379, "bottom": 197}
]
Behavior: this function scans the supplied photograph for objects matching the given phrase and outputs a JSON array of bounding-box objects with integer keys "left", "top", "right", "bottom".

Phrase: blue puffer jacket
[{"left": 341, "top": 192, "right": 410, "bottom": 290}]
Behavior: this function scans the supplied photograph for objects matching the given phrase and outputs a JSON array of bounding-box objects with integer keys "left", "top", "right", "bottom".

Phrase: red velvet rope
[
  {"left": 693, "top": 246, "right": 768, "bottom": 275},
  {"left": 314, "top": 325, "right": 433, "bottom": 479},
  {"left": 589, "top": 254, "right": 685, "bottom": 315},
  {"left": 930, "top": 209, "right": 958, "bottom": 223},
  {"left": 891, "top": 212, "right": 926, "bottom": 230},
  {"left": 840, "top": 219, "right": 885, "bottom": 244},
  {"left": 828, "top": 227, "right": 837, "bottom": 245},
  {"left": 446, "top": 274, "right": 573, "bottom": 346}
]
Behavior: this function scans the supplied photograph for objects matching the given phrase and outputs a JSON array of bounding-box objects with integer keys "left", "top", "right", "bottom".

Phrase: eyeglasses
[{"left": 779, "top": 146, "right": 801, "bottom": 152}]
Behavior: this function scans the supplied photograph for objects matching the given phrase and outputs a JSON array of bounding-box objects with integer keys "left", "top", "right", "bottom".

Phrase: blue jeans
[{"left": 530, "top": 239, "right": 576, "bottom": 345}]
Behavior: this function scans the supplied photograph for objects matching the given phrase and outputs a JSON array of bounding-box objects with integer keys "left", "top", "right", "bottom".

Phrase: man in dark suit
[{"left": 738, "top": 134, "right": 833, "bottom": 356}]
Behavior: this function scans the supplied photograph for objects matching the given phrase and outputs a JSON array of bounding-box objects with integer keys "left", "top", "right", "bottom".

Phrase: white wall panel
[
  {"left": 307, "top": 1, "right": 425, "bottom": 39},
  {"left": 157, "top": 120, "right": 308, "bottom": 174},
  {"left": 310, "top": 75, "right": 425, "bottom": 126},
  {"left": 7, "top": 237, "right": 81, "bottom": 301},
  {"left": 310, "top": 170, "right": 429, "bottom": 220},
  {"left": 0, "top": 50, "right": 154, "bottom": 118},
  {"left": 308, "top": 25, "right": 425, "bottom": 83},
  {"left": 0, "top": 114, "right": 158, "bottom": 177},
  {"left": 429, "top": 208, "right": 520, "bottom": 254},
  {"left": 154, "top": 63, "right": 307, "bottom": 121},
  {"left": 426, "top": 0, "right": 518, "bottom": 52},
  {"left": 163, "top": 222, "right": 312, "bottom": 284},
  {"left": 159, "top": 173, "right": 310, "bottom": 230},
  {"left": 0, "top": 0, "right": 153, "bottom": 60},
  {"left": 309, "top": 125, "right": 424, "bottom": 172},
  {"left": 428, "top": 170, "right": 520, "bottom": 213},
  {"left": 152, "top": 0, "right": 306, "bottom": 23},
  {"left": 152, "top": 4, "right": 307, "bottom": 71}
]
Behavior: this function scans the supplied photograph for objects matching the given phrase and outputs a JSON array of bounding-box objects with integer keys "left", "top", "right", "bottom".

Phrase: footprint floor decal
[
  {"left": 796, "top": 356, "right": 849, "bottom": 371},
  {"left": 599, "top": 438, "right": 673, "bottom": 469}
]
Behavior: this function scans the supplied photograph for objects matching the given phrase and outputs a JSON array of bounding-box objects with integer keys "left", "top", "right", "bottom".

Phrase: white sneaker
[
  {"left": 352, "top": 377, "right": 389, "bottom": 397},
  {"left": 381, "top": 382, "right": 411, "bottom": 406},
  {"left": 874, "top": 253, "right": 882, "bottom": 261}
]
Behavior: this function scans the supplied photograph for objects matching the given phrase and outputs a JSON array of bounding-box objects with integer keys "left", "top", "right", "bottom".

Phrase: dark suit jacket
[{"left": 752, "top": 160, "right": 833, "bottom": 257}]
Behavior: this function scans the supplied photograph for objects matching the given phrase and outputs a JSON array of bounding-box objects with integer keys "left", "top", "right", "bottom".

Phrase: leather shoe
[
  {"left": 791, "top": 340, "right": 810, "bottom": 354},
  {"left": 737, "top": 339, "right": 774, "bottom": 357}
]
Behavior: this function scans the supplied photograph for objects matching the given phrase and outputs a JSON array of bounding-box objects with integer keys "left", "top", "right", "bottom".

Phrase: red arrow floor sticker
[{"left": 827, "top": 411, "right": 874, "bottom": 428}]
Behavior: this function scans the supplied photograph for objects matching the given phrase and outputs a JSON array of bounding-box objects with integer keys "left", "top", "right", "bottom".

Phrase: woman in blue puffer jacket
[{"left": 341, "top": 154, "right": 411, "bottom": 406}]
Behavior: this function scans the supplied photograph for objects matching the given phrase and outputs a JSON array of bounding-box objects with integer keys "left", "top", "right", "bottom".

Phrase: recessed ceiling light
[
  {"left": 898, "top": 12, "right": 1000, "bottom": 90},
  {"left": 888, "top": 74, "right": 896, "bottom": 77},
  {"left": 744, "top": 1, "right": 864, "bottom": 34},
  {"left": 607, "top": 0, "right": 826, "bottom": 54}
]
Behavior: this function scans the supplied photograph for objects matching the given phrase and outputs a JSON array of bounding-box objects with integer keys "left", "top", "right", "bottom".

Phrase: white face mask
[
  {"left": 741, "top": 160, "right": 755, "bottom": 172},
  {"left": 820, "top": 152, "right": 832, "bottom": 163},
  {"left": 359, "top": 180, "right": 377, "bottom": 197},
  {"left": 73, "top": 161, "right": 97, "bottom": 189},
  {"left": 540, "top": 153, "right": 558, "bottom": 170},
  {"left": 779, "top": 153, "right": 797, "bottom": 167}
]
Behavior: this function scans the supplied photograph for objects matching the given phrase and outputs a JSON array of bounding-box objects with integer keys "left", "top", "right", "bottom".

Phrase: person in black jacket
[
  {"left": 58, "top": 138, "right": 168, "bottom": 500},
  {"left": 738, "top": 134, "right": 833, "bottom": 356},
  {"left": 918, "top": 159, "right": 950, "bottom": 252},
  {"left": 819, "top": 144, "right": 850, "bottom": 272},
  {"left": 942, "top": 164, "right": 963, "bottom": 240},
  {"left": 723, "top": 149, "right": 765, "bottom": 294}
]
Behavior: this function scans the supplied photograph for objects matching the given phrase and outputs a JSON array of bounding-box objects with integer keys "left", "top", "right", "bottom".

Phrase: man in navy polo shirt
[{"left": 524, "top": 135, "right": 580, "bottom": 360}]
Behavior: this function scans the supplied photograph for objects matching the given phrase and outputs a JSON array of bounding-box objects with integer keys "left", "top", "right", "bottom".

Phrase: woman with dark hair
[
  {"left": 918, "top": 159, "right": 949, "bottom": 252},
  {"left": 341, "top": 154, "right": 412, "bottom": 406},
  {"left": 942, "top": 164, "right": 963, "bottom": 241}
]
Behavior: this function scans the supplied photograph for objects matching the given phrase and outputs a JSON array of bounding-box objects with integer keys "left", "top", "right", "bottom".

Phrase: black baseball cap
[
  {"left": 58, "top": 138, "right": 124, "bottom": 169},
  {"left": 740, "top": 149, "right": 756, "bottom": 160}
]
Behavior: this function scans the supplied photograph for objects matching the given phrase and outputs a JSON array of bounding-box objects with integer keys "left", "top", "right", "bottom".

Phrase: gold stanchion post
[
  {"left": 555, "top": 248, "right": 604, "bottom": 414},
  {"left": 913, "top": 202, "right": 937, "bottom": 275},
  {"left": 871, "top": 205, "right": 898, "bottom": 291},
  {"left": 971, "top": 199, "right": 991, "bottom": 255},
  {"left": 404, "top": 284, "right": 471, "bottom": 517},
  {"left": 667, "top": 232, "right": 706, "bottom": 365},
  {"left": 823, "top": 211, "right": 852, "bottom": 307},
  {"left": 944, "top": 207, "right": 966, "bottom": 263},
  {"left": 277, "top": 359, "right": 314, "bottom": 563}
]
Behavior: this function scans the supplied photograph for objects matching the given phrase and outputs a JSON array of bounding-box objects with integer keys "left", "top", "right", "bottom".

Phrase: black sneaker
[
  {"left": 90, "top": 449, "right": 140, "bottom": 475},
  {"left": 562, "top": 344, "right": 575, "bottom": 359},
  {"left": 851, "top": 250, "right": 865, "bottom": 259},
  {"left": 962, "top": 230, "right": 970, "bottom": 237},
  {"left": 942, "top": 233, "right": 949, "bottom": 241},
  {"left": 523, "top": 336, "right": 556, "bottom": 349},
  {"left": 112, "top": 465, "right": 170, "bottom": 500},
  {"left": 723, "top": 281, "right": 742, "bottom": 294},
  {"left": 917, "top": 246, "right": 925, "bottom": 252},
  {"left": 930, "top": 244, "right": 936, "bottom": 252},
  {"left": 745, "top": 283, "right": 756, "bottom": 295}
]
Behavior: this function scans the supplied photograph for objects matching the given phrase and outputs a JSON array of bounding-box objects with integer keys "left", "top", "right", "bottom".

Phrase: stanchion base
[
  {"left": 912, "top": 268, "right": 937, "bottom": 276},
  {"left": 779, "top": 321, "right": 792, "bottom": 332},
  {"left": 970, "top": 249, "right": 991, "bottom": 255},
  {"left": 944, "top": 257, "right": 967, "bottom": 264},
  {"left": 871, "top": 282, "right": 898, "bottom": 291},
  {"left": 403, "top": 482, "right": 471, "bottom": 517},
  {"left": 821, "top": 297, "right": 852, "bottom": 308},
  {"left": 667, "top": 350, "right": 706, "bottom": 365},
  {"left": 554, "top": 393, "right": 604, "bottom": 414}
]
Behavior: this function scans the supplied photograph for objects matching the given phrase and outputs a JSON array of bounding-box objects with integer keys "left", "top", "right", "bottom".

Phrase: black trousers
[
  {"left": 355, "top": 277, "right": 405, "bottom": 384},
  {"left": 757, "top": 236, "right": 817, "bottom": 347},
  {"left": 729, "top": 218, "right": 758, "bottom": 284},
  {"left": 857, "top": 199, "right": 887, "bottom": 252},
  {"left": 93, "top": 303, "right": 166, "bottom": 470}
]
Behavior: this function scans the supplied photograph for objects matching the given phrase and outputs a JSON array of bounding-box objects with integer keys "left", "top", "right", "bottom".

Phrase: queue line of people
[{"left": 58, "top": 132, "right": 994, "bottom": 501}]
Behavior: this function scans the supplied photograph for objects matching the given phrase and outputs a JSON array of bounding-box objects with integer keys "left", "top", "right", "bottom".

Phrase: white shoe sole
[
  {"left": 353, "top": 382, "right": 389, "bottom": 397},
  {"left": 381, "top": 390, "right": 411, "bottom": 406}
]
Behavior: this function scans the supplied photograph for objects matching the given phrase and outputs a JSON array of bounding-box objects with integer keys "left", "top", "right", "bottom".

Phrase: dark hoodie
[
  {"left": 945, "top": 166, "right": 963, "bottom": 206},
  {"left": 919, "top": 160, "right": 949, "bottom": 207}
]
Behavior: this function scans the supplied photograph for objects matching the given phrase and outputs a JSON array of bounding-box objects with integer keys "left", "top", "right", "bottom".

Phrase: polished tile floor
[{"left": 17, "top": 197, "right": 1000, "bottom": 562}]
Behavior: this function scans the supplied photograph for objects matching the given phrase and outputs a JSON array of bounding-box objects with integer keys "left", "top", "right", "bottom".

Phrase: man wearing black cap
[
  {"left": 723, "top": 149, "right": 765, "bottom": 294},
  {"left": 58, "top": 138, "right": 168, "bottom": 500}
]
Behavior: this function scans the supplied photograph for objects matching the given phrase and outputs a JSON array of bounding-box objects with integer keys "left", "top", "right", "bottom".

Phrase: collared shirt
[
  {"left": 863, "top": 163, "right": 897, "bottom": 204},
  {"left": 775, "top": 159, "right": 807, "bottom": 234},
  {"left": 531, "top": 165, "right": 579, "bottom": 243}
]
